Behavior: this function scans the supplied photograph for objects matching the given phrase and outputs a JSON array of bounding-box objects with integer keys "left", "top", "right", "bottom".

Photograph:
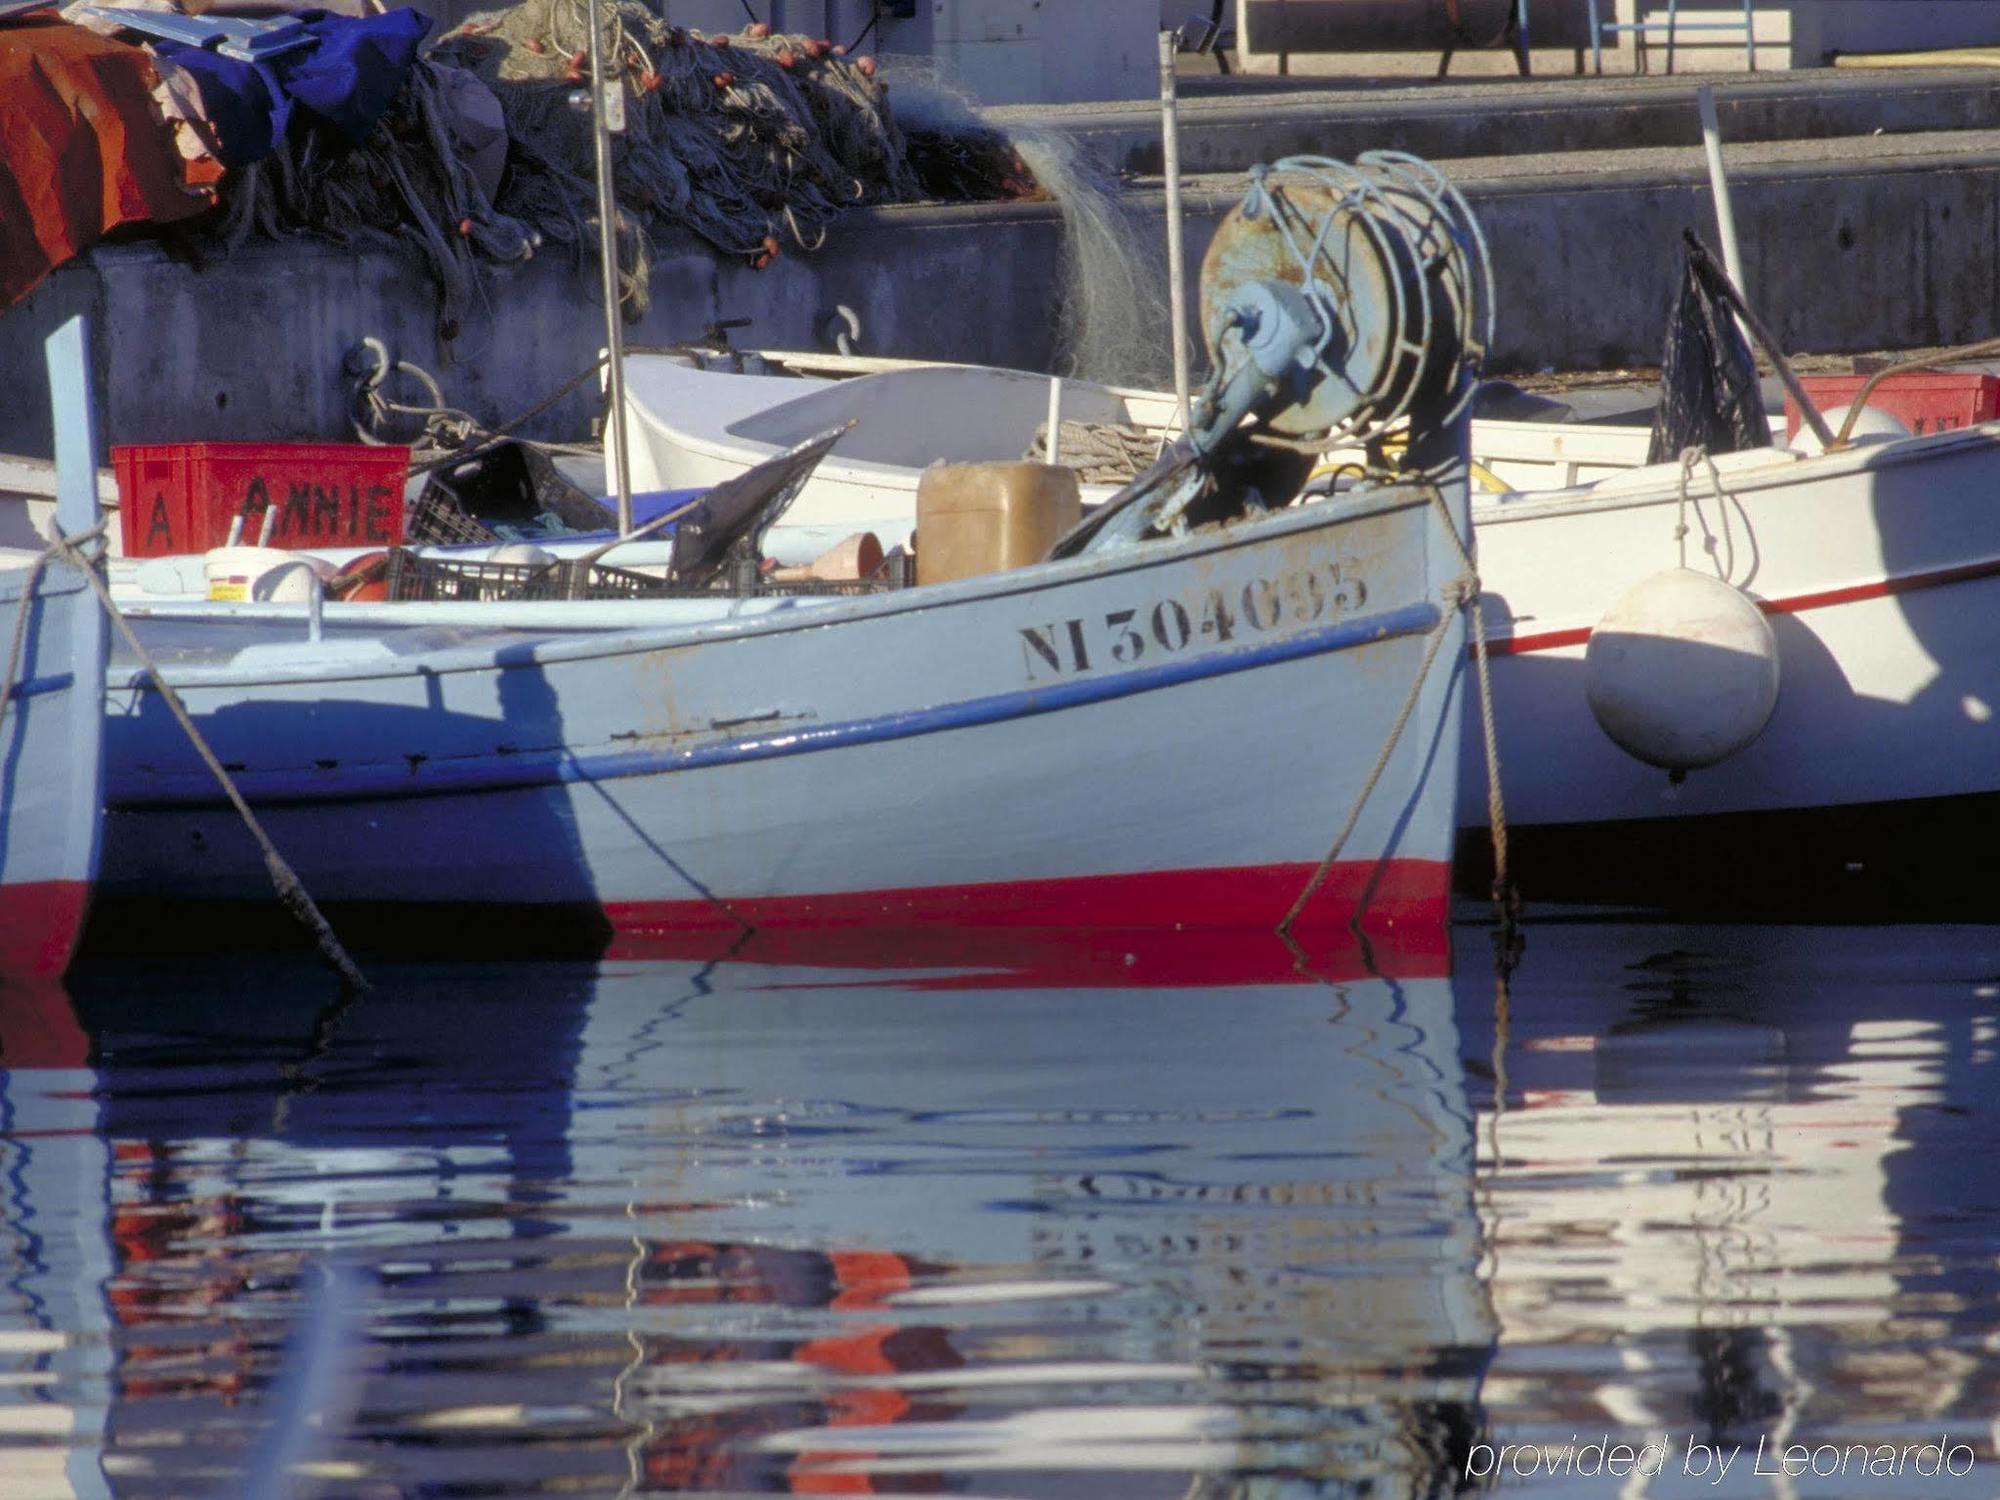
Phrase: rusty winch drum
[{"left": 1198, "top": 153, "right": 1494, "bottom": 442}]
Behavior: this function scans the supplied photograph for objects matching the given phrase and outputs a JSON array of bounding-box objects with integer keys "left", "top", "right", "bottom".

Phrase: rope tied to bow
[
  {"left": 1278, "top": 475, "right": 1514, "bottom": 937},
  {"left": 7, "top": 523, "right": 369, "bottom": 990}
]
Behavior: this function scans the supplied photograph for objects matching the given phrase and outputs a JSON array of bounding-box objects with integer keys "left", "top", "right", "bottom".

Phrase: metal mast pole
[
  {"left": 588, "top": 0, "right": 633, "bottom": 535},
  {"left": 1159, "top": 30, "right": 1192, "bottom": 435},
  {"left": 1696, "top": 84, "right": 1750, "bottom": 353},
  {"left": 1696, "top": 87, "right": 1745, "bottom": 295}
]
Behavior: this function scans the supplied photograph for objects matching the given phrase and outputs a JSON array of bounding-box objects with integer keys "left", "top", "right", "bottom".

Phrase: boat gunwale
[
  {"left": 117, "top": 483, "right": 1443, "bottom": 691},
  {"left": 1471, "top": 418, "right": 2000, "bottom": 524},
  {"left": 655, "top": 351, "right": 2000, "bottom": 534}
]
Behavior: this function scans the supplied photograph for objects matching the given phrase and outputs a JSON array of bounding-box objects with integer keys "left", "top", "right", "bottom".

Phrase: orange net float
[{"left": 330, "top": 550, "right": 392, "bottom": 603}]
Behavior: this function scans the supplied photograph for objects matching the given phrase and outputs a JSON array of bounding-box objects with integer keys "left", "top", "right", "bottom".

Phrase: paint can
[{"left": 203, "top": 546, "right": 293, "bottom": 602}]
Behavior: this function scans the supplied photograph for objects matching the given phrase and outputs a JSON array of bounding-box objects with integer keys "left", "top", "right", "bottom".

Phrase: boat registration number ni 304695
[{"left": 1018, "top": 562, "right": 1369, "bottom": 682}]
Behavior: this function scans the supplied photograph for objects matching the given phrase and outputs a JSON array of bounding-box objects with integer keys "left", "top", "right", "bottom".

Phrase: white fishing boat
[
  {"left": 1466, "top": 419, "right": 2000, "bottom": 908},
  {"left": 0, "top": 321, "right": 109, "bottom": 981},
  {"left": 102, "top": 459, "right": 1469, "bottom": 941},
  {"left": 96, "top": 155, "right": 1492, "bottom": 946},
  {"left": 619, "top": 342, "right": 2000, "bottom": 911}
]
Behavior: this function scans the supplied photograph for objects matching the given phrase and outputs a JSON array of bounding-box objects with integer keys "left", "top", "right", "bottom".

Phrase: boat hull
[
  {"left": 0, "top": 560, "right": 106, "bottom": 980},
  {"left": 1457, "top": 786, "right": 2000, "bottom": 916},
  {"left": 1462, "top": 427, "right": 2000, "bottom": 894},
  {"left": 102, "top": 489, "right": 1469, "bottom": 943}
]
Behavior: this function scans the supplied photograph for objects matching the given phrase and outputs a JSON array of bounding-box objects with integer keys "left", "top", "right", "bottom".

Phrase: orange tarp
[{"left": 0, "top": 15, "right": 214, "bottom": 310}]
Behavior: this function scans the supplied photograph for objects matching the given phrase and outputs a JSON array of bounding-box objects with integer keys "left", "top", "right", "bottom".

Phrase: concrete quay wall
[
  {"left": 0, "top": 214, "right": 1070, "bottom": 461},
  {"left": 1009, "top": 70, "right": 2000, "bottom": 178},
  {"left": 4, "top": 135, "right": 1996, "bottom": 457},
  {"left": 1433, "top": 132, "right": 2000, "bottom": 371}
]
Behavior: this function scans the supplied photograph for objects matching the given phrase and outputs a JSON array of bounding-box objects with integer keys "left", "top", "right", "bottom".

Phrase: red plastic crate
[
  {"left": 113, "top": 442, "right": 409, "bottom": 558},
  {"left": 1784, "top": 371, "right": 2000, "bottom": 440}
]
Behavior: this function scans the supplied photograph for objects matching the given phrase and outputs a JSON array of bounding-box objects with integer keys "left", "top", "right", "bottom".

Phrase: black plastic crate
[{"left": 385, "top": 550, "right": 665, "bottom": 602}]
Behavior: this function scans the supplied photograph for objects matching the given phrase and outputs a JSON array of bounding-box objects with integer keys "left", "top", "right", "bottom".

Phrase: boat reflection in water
[
  {"left": 6, "top": 923, "right": 1996, "bottom": 1496},
  {"left": 1457, "top": 924, "right": 2000, "bottom": 1483},
  {"left": 0, "top": 984, "right": 116, "bottom": 1500},
  {"left": 2, "top": 929, "right": 1489, "bottom": 1497}
]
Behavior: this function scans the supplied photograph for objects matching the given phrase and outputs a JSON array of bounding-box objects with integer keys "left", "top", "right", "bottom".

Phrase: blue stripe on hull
[
  {"left": 4, "top": 672, "right": 75, "bottom": 702},
  {"left": 111, "top": 599, "right": 1445, "bottom": 810}
]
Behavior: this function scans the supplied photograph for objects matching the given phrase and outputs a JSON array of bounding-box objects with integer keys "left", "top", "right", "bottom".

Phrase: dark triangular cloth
[{"left": 1647, "top": 233, "right": 1771, "bottom": 464}]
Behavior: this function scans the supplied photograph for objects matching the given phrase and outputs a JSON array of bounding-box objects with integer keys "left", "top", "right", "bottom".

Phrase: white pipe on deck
[{"left": 1159, "top": 30, "right": 1193, "bottom": 435}]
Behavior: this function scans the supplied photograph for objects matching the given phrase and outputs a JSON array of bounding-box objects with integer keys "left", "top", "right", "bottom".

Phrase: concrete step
[{"left": 996, "top": 67, "right": 2000, "bottom": 177}]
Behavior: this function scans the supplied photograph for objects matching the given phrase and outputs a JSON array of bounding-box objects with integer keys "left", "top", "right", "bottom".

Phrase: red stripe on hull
[
  {"left": 0, "top": 880, "right": 90, "bottom": 981},
  {"left": 1489, "top": 554, "right": 2000, "bottom": 657},
  {"left": 0, "top": 981, "right": 93, "bottom": 1067},
  {"left": 602, "top": 859, "right": 1452, "bottom": 985}
]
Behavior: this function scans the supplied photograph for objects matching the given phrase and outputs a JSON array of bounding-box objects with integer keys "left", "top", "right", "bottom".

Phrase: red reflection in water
[{"left": 633, "top": 1238, "right": 963, "bottom": 1494}]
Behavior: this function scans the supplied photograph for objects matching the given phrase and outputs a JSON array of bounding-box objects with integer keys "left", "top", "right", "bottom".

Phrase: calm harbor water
[{"left": 2, "top": 923, "right": 1997, "bottom": 1498}]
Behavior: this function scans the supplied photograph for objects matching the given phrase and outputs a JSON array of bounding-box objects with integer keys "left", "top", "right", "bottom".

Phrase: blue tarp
[{"left": 154, "top": 7, "right": 429, "bottom": 168}]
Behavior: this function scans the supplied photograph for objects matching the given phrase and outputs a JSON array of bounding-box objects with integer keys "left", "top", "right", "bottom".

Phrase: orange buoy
[{"left": 330, "top": 551, "right": 392, "bottom": 603}]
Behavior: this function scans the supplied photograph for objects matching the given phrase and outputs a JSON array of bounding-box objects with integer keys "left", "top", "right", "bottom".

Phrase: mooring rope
[
  {"left": 1277, "top": 476, "right": 1515, "bottom": 937},
  {"left": 17, "top": 524, "right": 369, "bottom": 990},
  {"left": 1674, "top": 442, "right": 1740, "bottom": 583},
  {"left": 1426, "top": 475, "right": 1515, "bottom": 927},
  {"left": 1276, "top": 580, "right": 1464, "bottom": 938},
  {"left": 611, "top": 1188, "right": 658, "bottom": 1500}
]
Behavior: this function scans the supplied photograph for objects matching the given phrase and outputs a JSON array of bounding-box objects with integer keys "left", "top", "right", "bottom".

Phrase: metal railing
[{"left": 1588, "top": 0, "right": 1757, "bottom": 75}]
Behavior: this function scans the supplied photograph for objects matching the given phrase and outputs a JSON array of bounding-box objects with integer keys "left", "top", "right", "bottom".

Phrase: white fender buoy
[
  {"left": 1585, "top": 567, "right": 1779, "bottom": 773},
  {"left": 1792, "top": 403, "right": 1911, "bottom": 455}
]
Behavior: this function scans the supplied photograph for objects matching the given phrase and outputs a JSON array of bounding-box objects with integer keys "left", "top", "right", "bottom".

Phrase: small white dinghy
[
  {"left": 617, "top": 351, "right": 1659, "bottom": 545},
  {"left": 0, "top": 454, "right": 123, "bottom": 558},
  {"left": 620, "top": 352, "right": 1176, "bottom": 547}
]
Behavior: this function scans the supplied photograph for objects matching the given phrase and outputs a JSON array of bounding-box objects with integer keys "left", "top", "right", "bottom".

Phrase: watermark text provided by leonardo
[{"left": 1463, "top": 1433, "right": 1978, "bottom": 1487}]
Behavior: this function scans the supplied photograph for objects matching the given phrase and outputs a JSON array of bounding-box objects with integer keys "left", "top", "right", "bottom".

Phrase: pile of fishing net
[
  {"left": 434, "top": 5, "right": 922, "bottom": 270},
  {"left": 213, "top": 3, "right": 1041, "bottom": 338},
  {"left": 214, "top": 56, "right": 536, "bottom": 343}
]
